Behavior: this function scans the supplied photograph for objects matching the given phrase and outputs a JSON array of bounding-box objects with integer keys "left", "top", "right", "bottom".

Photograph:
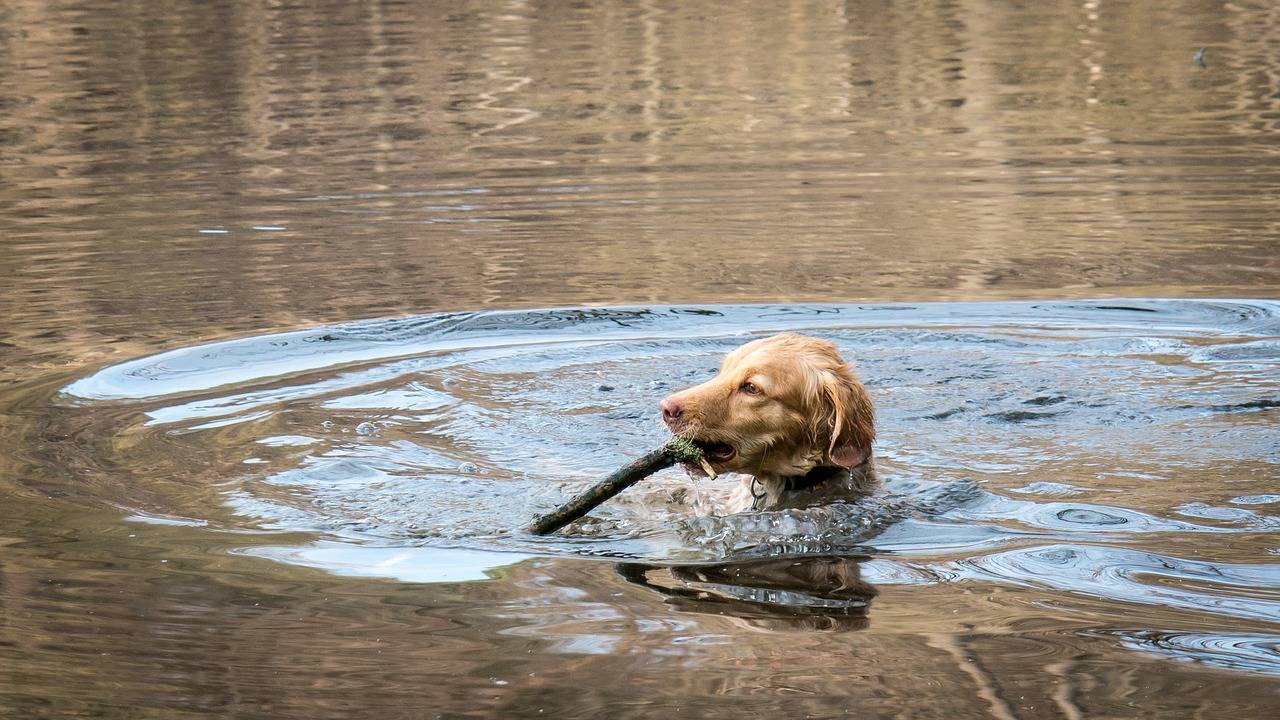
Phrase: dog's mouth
[{"left": 691, "top": 440, "right": 737, "bottom": 465}]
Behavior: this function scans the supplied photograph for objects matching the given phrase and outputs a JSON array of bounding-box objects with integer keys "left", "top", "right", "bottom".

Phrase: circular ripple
[
  {"left": 57, "top": 300, "right": 1280, "bottom": 562},
  {"left": 1106, "top": 630, "right": 1280, "bottom": 677}
]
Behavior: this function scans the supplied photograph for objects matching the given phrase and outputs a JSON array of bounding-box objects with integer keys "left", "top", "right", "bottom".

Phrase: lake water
[{"left": 2, "top": 1, "right": 1278, "bottom": 718}]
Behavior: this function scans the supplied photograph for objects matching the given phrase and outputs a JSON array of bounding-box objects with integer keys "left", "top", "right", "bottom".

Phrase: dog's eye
[{"left": 739, "top": 381, "right": 762, "bottom": 395}]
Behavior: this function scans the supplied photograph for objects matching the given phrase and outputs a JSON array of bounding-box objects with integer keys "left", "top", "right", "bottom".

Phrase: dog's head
[{"left": 660, "top": 333, "right": 874, "bottom": 478}]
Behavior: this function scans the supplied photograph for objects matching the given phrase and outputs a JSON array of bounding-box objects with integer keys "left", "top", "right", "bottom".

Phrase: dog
[{"left": 660, "top": 333, "right": 878, "bottom": 512}]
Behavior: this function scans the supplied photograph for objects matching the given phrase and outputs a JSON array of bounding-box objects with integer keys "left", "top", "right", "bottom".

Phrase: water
[
  {"left": 54, "top": 301, "right": 1280, "bottom": 562},
  {"left": 3, "top": 1, "right": 1279, "bottom": 718}
]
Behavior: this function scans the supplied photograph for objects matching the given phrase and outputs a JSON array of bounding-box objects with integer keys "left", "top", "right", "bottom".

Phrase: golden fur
[{"left": 660, "top": 333, "right": 878, "bottom": 512}]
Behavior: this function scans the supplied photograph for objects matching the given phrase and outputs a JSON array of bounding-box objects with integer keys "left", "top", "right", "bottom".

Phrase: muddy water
[{"left": 2, "top": 1, "right": 1279, "bottom": 718}]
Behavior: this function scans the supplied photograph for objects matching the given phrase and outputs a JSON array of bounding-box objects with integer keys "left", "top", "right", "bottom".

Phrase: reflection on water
[
  {"left": 3, "top": 0, "right": 1280, "bottom": 386},
  {"left": 3, "top": 0, "right": 1280, "bottom": 717},
  {"left": 616, "top": 555, "right": 877, "bottom": 632},
  {"left": 1104, "top": 630, "right": 1280, "bottom": 678},
  {"left": 243, "top": 542, "right": 536, "bottom": 584}
]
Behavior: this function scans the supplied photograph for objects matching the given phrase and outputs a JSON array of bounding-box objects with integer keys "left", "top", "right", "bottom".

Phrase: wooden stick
[{"left": 528, "top": 437, "right": 705, "bottom": 535}]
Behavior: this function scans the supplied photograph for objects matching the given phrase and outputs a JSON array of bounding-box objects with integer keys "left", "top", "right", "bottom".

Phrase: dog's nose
[{"left": 660, "top": 397, "right": 683, "bottom": 425}]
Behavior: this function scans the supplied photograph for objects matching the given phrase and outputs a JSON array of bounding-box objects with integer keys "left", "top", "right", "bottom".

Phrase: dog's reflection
[{"left": 615, "top": 555, "right": 877, "bottom": 631}]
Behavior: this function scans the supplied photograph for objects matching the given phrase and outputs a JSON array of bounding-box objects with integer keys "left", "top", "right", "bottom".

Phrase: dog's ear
[{"left": 816, "top": 367, "right": 875, "bottom": 468}]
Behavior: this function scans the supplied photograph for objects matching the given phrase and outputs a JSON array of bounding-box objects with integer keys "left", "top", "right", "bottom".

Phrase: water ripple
[
  {"left": 951, "top": 544, "right": 1280, "bottom": 623},
  {"left": 54, "top": 300, "right": 1280, "bottom": 684},
  {"left": 1100, "top": 630, "right": 1280, "bottom": 677},
  {"left": 59, "top": 301, "right": 1279, "bottom": 566}
]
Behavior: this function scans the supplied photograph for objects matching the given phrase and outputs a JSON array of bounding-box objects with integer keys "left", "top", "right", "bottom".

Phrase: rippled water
[
  {"left": 3, "top": 1, "right": 1280, "bottom": 718},
  {"left": 54, "top": 301, "right": 1280, "bottom": 678},
  {"left": 59, "top": 302, "right": 1280, "bottom": 560}
]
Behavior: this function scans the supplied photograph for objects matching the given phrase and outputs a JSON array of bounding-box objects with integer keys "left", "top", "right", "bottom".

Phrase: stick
[{"left": 528, "top": 437, "right": 706, "bottom": 535}]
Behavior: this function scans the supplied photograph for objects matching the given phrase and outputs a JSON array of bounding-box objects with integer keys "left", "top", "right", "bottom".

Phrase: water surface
[{"left": 2, "top": 1, "right": 1279, "bottom": 718}]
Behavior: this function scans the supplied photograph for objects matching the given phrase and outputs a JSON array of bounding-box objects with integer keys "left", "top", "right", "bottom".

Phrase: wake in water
[
  {"left": 59, "top": 300, "right": 1279, "bottom": 555},
  {"left": 54, "top": 300, "right": 1280, "bottom": 671}
]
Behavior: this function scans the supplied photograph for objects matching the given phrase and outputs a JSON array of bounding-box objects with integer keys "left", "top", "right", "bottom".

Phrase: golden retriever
[{"left": 660, "top": 333, "right": 877, "bottom": 512}]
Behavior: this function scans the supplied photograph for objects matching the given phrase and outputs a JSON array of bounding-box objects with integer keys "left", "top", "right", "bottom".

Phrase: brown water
[{"left": 3, "top": 1, "right": 1279, "bottom": 718}]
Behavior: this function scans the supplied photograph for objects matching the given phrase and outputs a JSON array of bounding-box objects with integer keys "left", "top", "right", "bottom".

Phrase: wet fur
[{"left": 661, "top": 333, "right": 878, "bottom": 512}]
